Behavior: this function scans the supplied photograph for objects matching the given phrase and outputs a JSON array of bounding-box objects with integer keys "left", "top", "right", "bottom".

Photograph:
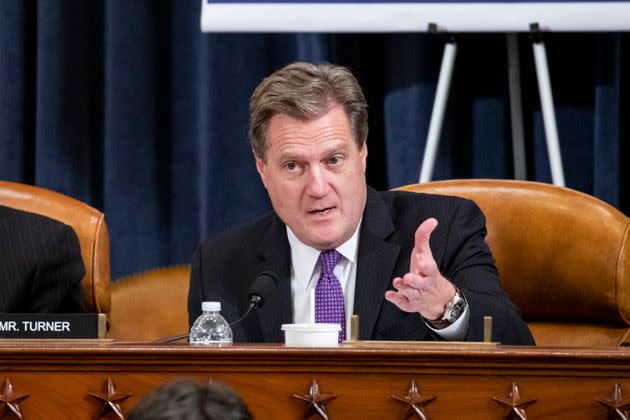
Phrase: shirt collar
[{"left": 287, "top": 220, "right": 361, "bottom": 290}]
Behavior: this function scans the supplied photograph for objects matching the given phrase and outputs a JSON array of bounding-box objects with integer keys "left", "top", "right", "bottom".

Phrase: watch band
[{"left": 428, "top": 317, "right": 452, "bottom": 329}]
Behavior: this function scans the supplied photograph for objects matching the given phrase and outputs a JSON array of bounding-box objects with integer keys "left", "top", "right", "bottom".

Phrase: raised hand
[{"left": 384, "top": 218, "right": 456, "bottom": 320}]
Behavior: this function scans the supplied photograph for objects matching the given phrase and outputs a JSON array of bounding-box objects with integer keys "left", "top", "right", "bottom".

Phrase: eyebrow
[{"left": 277, "top": 141, "right": 351, "bottom": 162}]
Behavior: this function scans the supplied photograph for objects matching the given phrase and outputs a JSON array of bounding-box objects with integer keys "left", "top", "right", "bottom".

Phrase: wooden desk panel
[{"left": 0, "top": 342, "right": 629, "bottom": 419}]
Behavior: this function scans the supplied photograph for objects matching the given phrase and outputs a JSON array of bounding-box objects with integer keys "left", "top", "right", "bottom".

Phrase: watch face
[{"left": 445, "top": 296, "right": 466, "bottom": 323}]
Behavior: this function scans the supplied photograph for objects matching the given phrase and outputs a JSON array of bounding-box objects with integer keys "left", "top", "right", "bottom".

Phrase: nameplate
[{"left": 0, "top": 313, "right": 106, "bottom": 339}]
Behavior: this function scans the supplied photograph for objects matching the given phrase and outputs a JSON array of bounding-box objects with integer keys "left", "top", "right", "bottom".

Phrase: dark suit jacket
[
  {"left": 0, "top": 205, "right": 85, "bottom": 313},
  {"left": 188, "top": 187, "right": 534, "bottom": 345}
]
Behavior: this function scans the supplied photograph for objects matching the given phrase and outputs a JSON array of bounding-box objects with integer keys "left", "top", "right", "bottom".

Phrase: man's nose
[{"left": 305, "top": 166, "right": 329, "bottom": 197}]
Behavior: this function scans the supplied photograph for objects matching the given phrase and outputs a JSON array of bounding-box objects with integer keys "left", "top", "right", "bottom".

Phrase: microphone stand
[{"left": 155, "top": 332, "right": 189, "bottom": 344}]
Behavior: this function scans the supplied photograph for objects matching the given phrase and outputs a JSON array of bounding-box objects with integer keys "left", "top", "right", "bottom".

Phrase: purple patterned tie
[{"left": 315, "top": 249, "right": 345, "bottom": 342}]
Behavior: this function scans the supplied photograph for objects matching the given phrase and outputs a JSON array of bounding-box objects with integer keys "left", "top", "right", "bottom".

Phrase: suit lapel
[
  {"left": 254, "top": 215, "right": 293, "bottom": 342},
  {"left": 354, "top": 187, "right": 401, "bottom": 339}
]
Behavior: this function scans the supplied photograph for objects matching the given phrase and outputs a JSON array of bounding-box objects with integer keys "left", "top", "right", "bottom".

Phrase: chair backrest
[
  {"left": 0, "top": 180, "right": 111, "bottom": 314},
  {"left": 109, "top": 265, "right": 191, "bottom": 341},
  {"left": 397, "top": 179, "right": 630, "bottom": 346}
]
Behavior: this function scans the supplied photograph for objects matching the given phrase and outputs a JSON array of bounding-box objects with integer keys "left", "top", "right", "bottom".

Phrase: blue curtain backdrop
[{"left": 1, "top": 1, "right": 627, "bottom": 279}]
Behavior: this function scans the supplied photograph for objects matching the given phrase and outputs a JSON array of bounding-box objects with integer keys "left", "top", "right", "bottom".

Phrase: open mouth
[{"left": 309, "top": 207, "right": 334, "bottom": 215}]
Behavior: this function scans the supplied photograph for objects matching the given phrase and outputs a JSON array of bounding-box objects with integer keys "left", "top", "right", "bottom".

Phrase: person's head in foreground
[{"left": 128, "top": 379, "right": 252, "bottom": 420}]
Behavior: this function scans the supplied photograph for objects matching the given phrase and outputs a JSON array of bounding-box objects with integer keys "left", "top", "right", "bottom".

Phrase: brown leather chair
[
  {"left": 397, "top": 179, "right": 630, "bottom": 346},
  {"left": 109, "top": 265, "right": 191, "bottom": 341},
  {"left": 0, "top": 180, "right": 111, "bottom": 314}
]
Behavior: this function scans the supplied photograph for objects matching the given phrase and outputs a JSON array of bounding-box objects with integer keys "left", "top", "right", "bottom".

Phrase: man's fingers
[
  {"left": 410, "top": 218, "right": 438, "bottom": 275},
  {"left": 385, "top": 289, "right": 416, "bottom": 312},
  {"left": 390, "top": 273, "right": 425, "bottom": 300},
  {"left": 399, "top": 272, "right": 424, "bottom": 289},
  {"left": 414, "top": 218, "right": 438, "bottom": 254},
  {"left": 384, "top": 290, "right": 402, "bottom": 304},
  {"left": 412, "top": 253, "right": 431, "bottom": 275},
  {"left": 385, "top": 289, "right": 408, "bottom": 309},
  {"left": 388, "top": 270, "right": 455, "bottom": 319}
]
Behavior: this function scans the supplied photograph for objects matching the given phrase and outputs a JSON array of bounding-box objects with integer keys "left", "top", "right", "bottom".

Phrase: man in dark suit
[
  {"left": 0, "top": 205, "right": 85, "bottom": 312},
  {"left": 188, "top": 62, "right": 534, "bottom": 345}
]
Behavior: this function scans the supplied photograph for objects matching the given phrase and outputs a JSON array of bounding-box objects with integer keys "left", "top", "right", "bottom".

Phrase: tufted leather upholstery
[
  {"left": 109, "top": 265, "right": 191, "bottom": 341},
  {"left": 0, "top": 180, "right": 111, "bottom": 314},
  {"left": 397, "top": 179, "right": 630, "bottom": 346}
]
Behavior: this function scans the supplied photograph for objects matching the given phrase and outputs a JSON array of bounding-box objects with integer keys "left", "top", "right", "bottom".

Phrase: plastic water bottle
[{"left": 189, "top": 301, "right": 233, "bottom": 345}]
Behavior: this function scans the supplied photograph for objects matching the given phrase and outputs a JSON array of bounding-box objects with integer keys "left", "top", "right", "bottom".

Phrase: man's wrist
[{"left": 427, "top": 286, "right": 467, "bottom": 330}]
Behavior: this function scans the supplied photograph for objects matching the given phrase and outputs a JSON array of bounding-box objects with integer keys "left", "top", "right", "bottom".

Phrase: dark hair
[
  {"left": 128, "top": 379, "right": 253, "bottom": 420},
  {"left": 249, "top": 61, "right": 368, "bottom": 161}
]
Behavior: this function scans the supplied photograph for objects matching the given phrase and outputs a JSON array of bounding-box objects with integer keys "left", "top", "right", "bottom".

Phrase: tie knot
[{"left": 319, "top": 249, "right": 342, "bottom": 275}]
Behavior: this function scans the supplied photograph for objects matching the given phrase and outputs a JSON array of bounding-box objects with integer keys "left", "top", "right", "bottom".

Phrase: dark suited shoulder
[
  {"left": 379, "top": 190, "right": 497, "bottom": 275},
  {"left": 378, "top": 189, "right": 497, "bottom": 277},
  {"left": 0, "top": 205, "right": 85, "bottom": 313},
  {"left": 378, "top": 189, "right": 474, "bottom": 245}
]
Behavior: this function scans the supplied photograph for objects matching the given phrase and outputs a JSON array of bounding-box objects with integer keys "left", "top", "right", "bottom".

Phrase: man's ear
[
  {"left": 360, "top": 142, "right": 368, "bottom": 173},
  {"left": 255, "top": 154, "right": 268, "bottom": 189}
]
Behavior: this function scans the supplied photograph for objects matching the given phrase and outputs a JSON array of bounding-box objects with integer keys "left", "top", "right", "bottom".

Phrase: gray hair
[{"left": 249, "top": 61, "right": 368, "bottom": 160}]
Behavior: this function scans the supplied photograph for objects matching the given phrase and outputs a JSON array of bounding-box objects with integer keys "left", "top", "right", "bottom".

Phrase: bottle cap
[{"left": 202, "top": 301, "right": 221, "bottom": 311}]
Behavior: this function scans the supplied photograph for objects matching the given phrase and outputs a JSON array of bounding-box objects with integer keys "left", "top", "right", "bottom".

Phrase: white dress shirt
[{"left": 287, "top": 224, "right": 469, "bottom": 340}]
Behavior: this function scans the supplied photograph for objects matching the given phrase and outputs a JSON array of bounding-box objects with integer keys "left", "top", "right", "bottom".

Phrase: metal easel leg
[
  {"left": 530, "top": 23, "right": 565, "bottom": 186},
  {"left": 419, "top": 25, "right": 457, "bottom": 183},
  {"left": 507, "top": 33, "right": 527, "bottom": 180}
]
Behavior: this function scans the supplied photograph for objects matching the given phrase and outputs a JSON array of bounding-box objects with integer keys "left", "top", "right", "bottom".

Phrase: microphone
[
  {"left": 228, "top": 271, "right": 278, "bottom": 328},
  {"left": 155, "top": 271, "right": 278, "bottom": 343}
]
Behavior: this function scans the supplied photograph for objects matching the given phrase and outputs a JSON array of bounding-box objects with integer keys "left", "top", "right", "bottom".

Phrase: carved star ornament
[
  {"left": 596, "top": 384, "right": 630, "bottom": 420},
  {"left": 392, "top": 380, "right": 436, "bottom": 420},
  {"left": 292, "top": 379, "right": 337, "bottom": 420},
  {"left": 492, "top": 382, "right": 536, "bottom": 420},
  {"left": 0, "top": 378, "right": 29, "bottom": 420},
  {"left": 88, "top": 377, "right": 132, "bottom": 419}
]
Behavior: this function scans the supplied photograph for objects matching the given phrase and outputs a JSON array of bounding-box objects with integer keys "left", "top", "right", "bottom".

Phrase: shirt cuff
[{"left": 425, "top": 303, "right": 470, "bottom": 341}]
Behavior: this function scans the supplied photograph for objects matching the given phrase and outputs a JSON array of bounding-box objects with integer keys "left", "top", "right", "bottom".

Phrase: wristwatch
[{"left": 428, "top": 287, "right": 467, "bottom": 329}]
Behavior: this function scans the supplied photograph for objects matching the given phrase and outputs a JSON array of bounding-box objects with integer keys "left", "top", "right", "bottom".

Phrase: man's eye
[
  {"left": 286, "top": 162, "right": 297, "bottom": 171},
  {"left": 329, "top": 156, "right": 341, "bottom": 165}
]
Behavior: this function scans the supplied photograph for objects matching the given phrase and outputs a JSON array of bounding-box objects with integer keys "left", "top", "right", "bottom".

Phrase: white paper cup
[{"left": 281, "top": 323, "right": 341, "bottom": 347}]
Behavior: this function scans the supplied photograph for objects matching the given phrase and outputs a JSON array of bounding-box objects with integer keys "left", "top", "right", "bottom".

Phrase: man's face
[{"left": 255, "top": 104, "right": 368, "bottom": 250}]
